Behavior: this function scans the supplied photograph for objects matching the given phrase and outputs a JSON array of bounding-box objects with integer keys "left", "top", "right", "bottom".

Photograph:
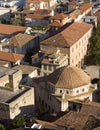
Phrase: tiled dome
[{"left": 47, "top": 66, "right": 90, "bottom": 89}]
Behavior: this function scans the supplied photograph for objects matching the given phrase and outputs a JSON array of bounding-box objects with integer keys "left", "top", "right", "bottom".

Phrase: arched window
[
  {"left": 66, "top": 90, "right": 69, "bottom": 94},
  {"left": 60, "top": 90, "right": 62, "bottom": 93},
  {"left": 77, "top": 90, "right": 79, "bottom": 93},
  {"left": 82, "top": 88, "right": 84, "bottom": 92}
]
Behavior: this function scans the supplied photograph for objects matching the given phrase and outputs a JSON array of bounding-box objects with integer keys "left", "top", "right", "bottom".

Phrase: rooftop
[
  {"left": 13, "top": 65, "right": 38, "bottom": 75},
  {"left": 34, "top": 9, "right": 52, "bottom": 15},
  {"left": 9, "top": 33, "right": 36, "bottom": 47},
  {"left": 49, "top": 21, "right": 63, "bottom": 27},
  {"left": 0, "top": 51, "right": 24, "bottom": 63},
  {"left": 51, "top": 13, "right": 68, "bottom": 20},
  {"left": 0, "top": 24, "right": 26, "bottom": 35},
  {"left": 80, "top": 3, "right": 92, "bottom": 12},
  {"left": 0, "top": 60, "right": 9, "bottom": 66},
  {"left": 54, "top": 103, "right": 100, "bottom": 130},
  {"left": 0, "top": 66, "right": 18, "bottom": 77},
  {"left": 26, "top": 14, "right": 46, "bottom": 20},
  {"left": 0, "top": 85, "right": 30, "bottom": 103},
  {"left": 41, "top": 22, "right": 93, "bottom": 47}
]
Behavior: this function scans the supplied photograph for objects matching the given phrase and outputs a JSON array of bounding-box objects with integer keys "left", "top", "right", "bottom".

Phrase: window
[
  {"left": 48, "top": 65, "right": 52, "bottom": 71},
  {"left": 77, "top": 90, "right": 79, "bottom": 93},
  {"left": 76, "top": 44, "right": 78, "bottom": 49},
  {"left": 72, "top": 47, "right": 74, "bottom": 52},
  {"left": 66, "top": 90, "right": 69, "bottom": 94},
  {"left": 48, "top": 95, "right": 51, "bottom": 101},
  {"left": 82, "top": 88, "right": 84, "bottom": 92},
  {"left": 44, "top": 65, "right": 47, "bottom": 70},
  {"left": 60, "top": 90, "right": 62, "bottom": 93}
]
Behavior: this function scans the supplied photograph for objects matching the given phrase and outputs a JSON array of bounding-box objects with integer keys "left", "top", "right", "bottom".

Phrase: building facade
[
  {"left": 34, "top": 66, "right": 96, "bottom": 113},
  {"left": 40, "top": 22, "right": 93, "bottom": 68},
  {"left": 0, "top": 66, "right": 35, "bottom": 120}
]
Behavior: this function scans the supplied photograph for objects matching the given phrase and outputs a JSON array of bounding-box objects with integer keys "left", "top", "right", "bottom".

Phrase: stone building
[
  {"left": 0, "top": 66, "right": 35, "bottom": 120},
  {"left": 25, "top": 14, "right": 49, "bottom": 27},
  {"left": 1, "top": 33, "right": 40, "bottom": 54},
  {"left": 49, "top": 13, "right": 72, "bottom": 31},
  {"left": 13, "top": 65, "right": 38, "bottom": 86},
  {"left": 40, "top": 48, "right": 68, "bottom": 75},
  {"left": 33, "top": 66, "right": 96, "bottom": 113},
  {"left": 0, "top": 51, "right": 24, "bottom": 67},
  {"left": 27, "top": 0, "right": 57, "bottom": 10},
  {"left": 41, "top": 22, "right": 93, "bottom": 68}
]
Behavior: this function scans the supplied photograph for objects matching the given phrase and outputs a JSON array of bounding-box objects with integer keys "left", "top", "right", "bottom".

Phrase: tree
[
  {"left": 84, "top": 0, "right": 90, "bottom": 4},
  {"left": 0, "top": 124, "right": 5, "bottom": 130},
  {"left": 10, "top": 18, "right": 25, "bottom": 26},
  {"left": 11, "top": 117, "right": 25, "bottom": 129},
  {"left": 87, "top": 23, "right": 100, "bottom": 65}
]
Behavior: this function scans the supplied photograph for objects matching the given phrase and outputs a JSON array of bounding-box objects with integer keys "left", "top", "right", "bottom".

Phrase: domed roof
[{"left": 47, "top": 66, "right": 90, "bottom": 89}]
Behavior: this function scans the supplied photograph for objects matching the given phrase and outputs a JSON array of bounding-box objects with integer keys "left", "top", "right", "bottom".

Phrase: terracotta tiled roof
[
  {"left": 0, "top": 51, "right": 24, "bottom": 62},
  {"left": 41, "top": 22, "right": 93, "bottom": 47},
  {"left": 54, "top": 103, "right": 100, "bottom": 130},
  {"left": 0, "top": 24, "right": 26, "bottom": 35},
  {"left": 34, "top": 9, "right": 51, "bottom": 15},
  {"left": 47, "top": 66, "right": 90, "bottom": 89},
  {"left": 51, "top": 13, "right": 68, "bottom": 20},
  {"left": 49, "top": 21, "right": 63, "bottom": 27},
  {"left": 34, "top": 119, "right": 57, "bottom": 129},
  {"left": 80, "top": 3, "right": 92, "bottom": 12},
  {"left": 26, "top": 14, "right": 46, "bottom": 19},
  {"left": 9, "top": 33, "right": 36, "bottom": 47},
  {"left": 69, "top": 1, "right": 79, "bottom": 5}
]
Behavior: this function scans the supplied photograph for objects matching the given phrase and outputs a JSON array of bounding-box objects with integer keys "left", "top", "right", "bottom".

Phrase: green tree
[
  {"left": 11, "top": 117, "right": 25, "bottom": 129},
  {"left": 10, "top": 18, "right": 25, "bottom": 26},
  {"left": 84, "top": 0, "right": 90, "bottom": 4},
  {"left": 0, "top": 124, "right": 5, "bottom": 130},
  {"left": 88, "top": 23, "right": 100, "bottom": 65}
]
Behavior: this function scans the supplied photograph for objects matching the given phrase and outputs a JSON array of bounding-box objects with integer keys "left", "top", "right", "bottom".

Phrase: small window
[
  {"left": 77, "top": 90, "right": 79, "bottom": 93},
  {"left": 66, "top": 90, "right": 69, "bottom": 94},
  {"left": 60, "top": 90, "right": 62, "bottom": 93},
  {"left": 76, "top": 44, "right": 78, "bottom": 48},
  {"left": 82, "top": 88, "right": 84, "bottom": 92},
  {"left": 48, "top": 65, "right": 52, "bottom": 71},
  {"left": 44, "top": 65, "right": 47, "bottom": 70},
  {"left": 72, "top": 47, "right": 74, "bottom": 52}
]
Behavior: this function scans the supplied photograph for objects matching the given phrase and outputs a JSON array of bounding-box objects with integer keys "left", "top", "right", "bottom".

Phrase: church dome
[{"left": 47, "top": 66, "right": 90, "bottom": 89}]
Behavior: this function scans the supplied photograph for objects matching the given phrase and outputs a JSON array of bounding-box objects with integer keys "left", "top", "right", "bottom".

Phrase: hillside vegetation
[{"left": 87, "top": 23, "right": 100, "bottom": 65}]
